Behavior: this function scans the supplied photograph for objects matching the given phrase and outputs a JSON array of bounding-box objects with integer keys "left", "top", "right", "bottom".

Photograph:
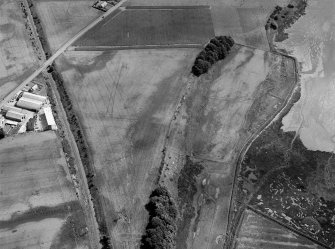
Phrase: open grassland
[
  {"left": 55, "top": 49, "right": 198, "bottom": 248},
  {"left": 235, "top": 209, "right": 323, "bottom": 249},
  {"left": 159, "top": 45, "right": 296, "bottom": 249},
  {"left": 35, "top": 0, "right": 100, "bottom": 52},
  {"left": 0, "top": 0, "right": 39, "bottom": 99},
  {"left": 0, "top": 131, "right": 89, "bottom": 249},
  {"left": 75, "top": 7, "right": 214, "bottom": 47}
]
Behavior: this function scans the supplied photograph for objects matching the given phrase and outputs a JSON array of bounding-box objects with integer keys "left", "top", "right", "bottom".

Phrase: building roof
[
  {"left": 6, "top": 110, "right": 25, "bottom": 121},
  {"left": 22, "top": 92, "right": 47, "bottom": 102},
  {"left": 16, "top": 97, "right": 43, "bottom": 111},
  {"left": 43, "top": 107, "right": 56, "bottom": 126},
  {"left": 5, "top": 119, "right": 18, "bottom": 126},
  {"left": 2, "top": 104, "right": 24, "bottom": 113}
]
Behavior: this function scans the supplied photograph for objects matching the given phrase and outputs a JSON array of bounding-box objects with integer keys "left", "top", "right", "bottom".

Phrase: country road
[
  {"left": 0, "top": 0, "right": 127, "bottom": 108},
  {"left": 224, "top": 53, "right": 300, "bottom": 249}
]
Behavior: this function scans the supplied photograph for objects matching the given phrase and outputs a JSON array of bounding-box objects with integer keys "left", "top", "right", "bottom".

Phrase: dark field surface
[
  {"left": 75, "top": 7, "right": 214, "bottom": 47},
  {"left": 237, "top": 94, "right": 335, "bottom": 248},
  {"left": 235, "top": 209, "right": 324, "bottom": 249}
]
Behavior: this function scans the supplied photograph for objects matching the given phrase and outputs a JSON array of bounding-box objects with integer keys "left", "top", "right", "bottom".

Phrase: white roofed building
[
  {"left": 16, "top": 97, "right": 43, "bottom": 111},
  {"left": 42, "top": 107, "right": 57, "bottom": 130}
]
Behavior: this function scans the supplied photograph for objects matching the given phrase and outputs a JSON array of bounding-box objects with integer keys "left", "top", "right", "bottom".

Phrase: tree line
[
  {"left": 141, "top": 186, "right": 178, "bottom": 249},
  {"left": 192, "top": 36, "right": 235, "bottom": 76}
]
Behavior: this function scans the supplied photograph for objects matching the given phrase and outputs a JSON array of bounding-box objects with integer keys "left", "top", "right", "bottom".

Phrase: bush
[
  {"left": 26, "top": 116, "right": 36, "bottom": 132},
  {"left": 192, "top": 36, "right": 235, "bottom": 76},
  {"left": 0, "top": 128, "right": 4, "bottom": 139},
  {"left": 141, "top": 186, "right": 177, "bottom": 249}
]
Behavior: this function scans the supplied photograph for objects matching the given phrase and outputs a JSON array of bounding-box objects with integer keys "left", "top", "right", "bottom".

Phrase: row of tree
[
  {"left": 192, "top": 36, "right": 235, "bottom": 76},
  {"left": 141, "top": 186, "right": 178, "bottom": 249}
]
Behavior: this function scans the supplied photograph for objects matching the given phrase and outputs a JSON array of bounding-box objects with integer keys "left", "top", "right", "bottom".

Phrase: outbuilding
[{"left": 43, "top": 106, "right": 57, "bottom": 130}]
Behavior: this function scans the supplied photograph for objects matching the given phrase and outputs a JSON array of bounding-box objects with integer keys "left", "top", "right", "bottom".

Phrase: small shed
[{"left": 100, "top": 1, "right": 107, "bottom": 7}]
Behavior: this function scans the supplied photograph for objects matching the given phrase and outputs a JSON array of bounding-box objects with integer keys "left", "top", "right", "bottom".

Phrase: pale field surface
[
  {"left": 280, "top": 0, "right": 335, "bottom": 152},
  {"left": 0, "top": 218, "right": 64, "bottom": 249},
  {"left": 161, "top": 46, "right": 295, "bottom": 249},
  {"left": 235, "top": 209, "right": 324, "bottom": 249},
  {"left": 0, "top": 131, "right": 90, "bottom": 249},
  {"left": 0, "top": 131, "right": 75, "bottom": 220},
  {"left": 35, "top": 0, "right": 100, "bottom": 52},
  {"left": 56, "top": 49, "right": 198, "bottom": 248},
  {"left": 0, "top": 0, "right": 39, "bottom": 99}
]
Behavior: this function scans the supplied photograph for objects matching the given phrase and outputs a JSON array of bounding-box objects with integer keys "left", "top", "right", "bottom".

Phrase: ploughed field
[
  {"left": 0, "top": 0, "right": 40, "bottom": 99},
  {"left": 0, "top": 132, "right": 89, "bottom": 249},
  {"left": 55, "top": 49, "right": 198, "bottom": 248},
  {"left": 75, "top": 6, "right": 214, "bottom": 47},
  {"left": 159, "top": 45, "right": 296, "bottom": 249}
]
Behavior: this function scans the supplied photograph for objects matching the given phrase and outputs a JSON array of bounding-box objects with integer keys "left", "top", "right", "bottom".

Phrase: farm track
[
  {"left": 225, "top": 52, "right": 301, "bottom": 249},
  {"left": 0, "top": 0, "right": 127, "bottom": 108}
]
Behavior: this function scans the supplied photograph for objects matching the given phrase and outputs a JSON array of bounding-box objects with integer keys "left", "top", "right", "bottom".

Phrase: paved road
[{"left": 0, "top": 0, "right": 127, "bottom": 107}]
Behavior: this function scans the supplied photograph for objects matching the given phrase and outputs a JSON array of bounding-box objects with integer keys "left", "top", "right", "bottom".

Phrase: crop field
[
  {"left": 35, "top": 0, "right": 100, "bottom": 52},
  {"left": 122, "top": 0, "right": 288, "bottom": 51},
  {"left": 55, "top": 48, "right": 198, "bottom": 248},
  {"left": 75, "top": 6, "right": 214, "bottom": 47},
  {"left": 235, "top": 209, "right": 323, "bottom": 249},
  {"left": 0, "top": 0, "right": 40, "bottom": 100},
  {"left": 0, "top": 131, "right": 89, "bottom": 249},
  {"left": 159, "top": 45, "right": 296, "bottom": 249}
]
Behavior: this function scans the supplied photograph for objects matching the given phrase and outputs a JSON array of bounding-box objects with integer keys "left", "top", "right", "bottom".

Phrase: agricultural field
[
  {"left": 235, "top": 209, "right": 323, "bottom": 249},
  {"left": 34, "top": 0, "right": 101, "bottom": 52},
  {"left": 159, "top": 45, "right": 296, "bottom": 249},
  {"left": 0, "top": 0, "right": 40, "bottom": 100},
  {"left": 0, "top": 131, "right": 89, "bottom": 249},
  {"left": 75, "top": 6, "right": 214, "bottom": 47},
  {"left": 55, "top": 48, "right": 198, "bottom": 248}
]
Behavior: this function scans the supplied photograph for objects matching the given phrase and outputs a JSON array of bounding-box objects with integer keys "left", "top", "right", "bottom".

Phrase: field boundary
[
  {"left": 247, "top": 206, "right": 330, "bottom": 249},
  {"left": 69, "top": 44, "right": 203, "bottom": 51},
  {"left": 125, "top": 5, "right": 210, "bottom": 10}
]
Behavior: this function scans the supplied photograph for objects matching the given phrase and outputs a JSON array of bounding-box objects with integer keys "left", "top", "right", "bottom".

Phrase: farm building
[
  {"left": 2, "top": 105, "right": 24, "bottom": 114},
  {"left": 100, "top": 1, "right": 107, "bottom": 7},
  {"left": 16, "top": 97, "right": 43, "bottom": 111},
  {"left": 5, "top": 119, "right": 19, "bottom": 126},
  {"left": 22, "top": 92, "right": 47, "bottom": 103},
  {"left": 0, "top": 116, "right": 5, "bottom": 128},
  {"left": 6, "top": 110, "right": 25, "bottom": 122},
  {"left": 42, "top": 107, "right": 57, "bottom": 130}
]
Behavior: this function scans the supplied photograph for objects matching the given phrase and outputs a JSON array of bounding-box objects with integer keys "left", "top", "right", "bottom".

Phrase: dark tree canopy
[
  {"left": 192, "top": 36, "right": 235, "bottom": 77},
  {"left": 141, "top": 186, "right": 177, "bottom": 249}
]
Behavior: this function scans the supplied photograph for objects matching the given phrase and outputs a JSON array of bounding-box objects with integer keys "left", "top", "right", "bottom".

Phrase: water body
[{"left": 280, "top": 0, "right": 335, "bottom": 152}]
